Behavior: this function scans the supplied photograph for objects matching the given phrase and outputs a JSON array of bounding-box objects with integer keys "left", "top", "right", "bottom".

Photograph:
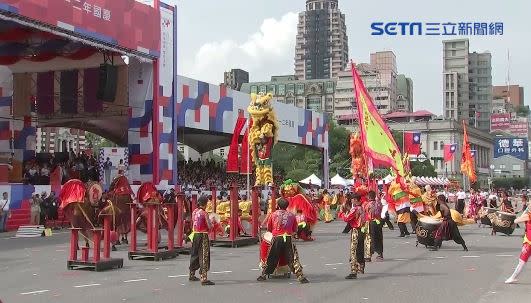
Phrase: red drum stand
[
  {"left": 175, "top": 192, "right": 191, "bottom": 254},
  {"left": 67, "top": 215, "right": 123, "bottom": 271},
  {"left": 128, "top": 202, "right": 178, "bottom": 261},
  {"left": 211, "top": 183, "right": 259, "bottom": 247}
]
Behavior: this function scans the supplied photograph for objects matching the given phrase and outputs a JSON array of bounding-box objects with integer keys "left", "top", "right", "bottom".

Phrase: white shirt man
[
  {"left": 457, "top": 191, "right": 466, "bottom": 201},
  {"left": 0, "top": 192, "right": 10, "bottom": 232}
]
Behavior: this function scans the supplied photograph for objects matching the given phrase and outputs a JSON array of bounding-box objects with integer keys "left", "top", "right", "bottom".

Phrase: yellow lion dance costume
[{"left": 248, "top": 92, "right": 279, "bottom": 186}]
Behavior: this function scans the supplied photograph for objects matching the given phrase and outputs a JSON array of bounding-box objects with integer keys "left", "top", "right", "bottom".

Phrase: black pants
[
  {"left": 410, "top": 211, "right": 418, "bottom": 232},
  {"left": 189, "top": 233, "right": 210, "bottom": 281},
  {"left": 398, "top": 222, "right": 410, "bottom": 236},
  {"left": 383, "top": 212, "right": 394, "bottom": 230},
  {"left": 434, "top": 219, "right": 467, "bottom": 249},
  {"left": 263, "top": 236, "right": 304, "bottom": 278},
  {"left": 456, "top": 199, "right": 465, "bottom": 214},
  {"left": 370, "top": 221, "right": 383, "bottom": 256}
]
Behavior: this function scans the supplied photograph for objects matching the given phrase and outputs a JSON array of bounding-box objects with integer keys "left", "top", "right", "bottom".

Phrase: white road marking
[
  {"left": 168, "top": 274, "right": 188, "bottom": 278},
  {"left": 496, "top": 254, "right": 514, "bottom": 257},
  {"left": 461, "top": 255, "right": 480, "bottom": 258},
  {"left": 393, "top": 258, "right": 407, "bottom": 261},
  {"left": 211, "top": 270, "right": 232, "bottom": 274},
  {"left": 123, "top": 278, "right": 148, "bottom": 283},
  {"left": 434, "top": 256, "right": 447, "bottom": 259},
  {"left": 20, "top": 289, "right": 50, "bottom": 295},
  {"left": 325, "top": 262, "right": 343, "bottom": 266},
  {"left": 332, "top": 267, "right": 337, "bottom": 270},
  {"left": 250, "top": 268, "right": 260, "bottom": 271},
  {"left": 74, "top": 283, "right": 101, "bottom": 288},
  {"left": 55, "top": 249, "right": 65, "bottom": 252}
]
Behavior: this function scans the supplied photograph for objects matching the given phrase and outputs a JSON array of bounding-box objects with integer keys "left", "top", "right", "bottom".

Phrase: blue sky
[{"left": 174, "top": 0, "right": 530, "bottom": 115}]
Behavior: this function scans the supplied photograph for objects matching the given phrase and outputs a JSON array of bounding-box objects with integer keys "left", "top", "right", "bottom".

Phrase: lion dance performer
[
  {"left": 340, "top": 192, "right": 366, "bottom": 279},
  {"left": 257, "top": 198, "right": 309, "bottom": 284},
  {"left": 422, "top": 185, "right": 437, "bottom": 216},
  {"left": 388, "top": 175, "right": 412, "bottom": 237},
  {"left": 505, "top": 203, "right": 531, "bottom": 284},
  {"left": 248, "top": 92, "right": 279, "bottom": 186},
  {"left": 407, "top": 177, "right": 424, "bottom": 232},
  {"left": 189, "top": 196, "right": 215, "bottom": 286},
  {"left": 280, "top": 179, "right": 318, "bottom": 241}
]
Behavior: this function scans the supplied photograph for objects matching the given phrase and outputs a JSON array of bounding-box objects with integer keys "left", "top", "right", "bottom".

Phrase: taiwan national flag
[
  {"left": 404, "top": 132, "right": 421, "bottom": 155},
  {"left": 444, "top": 144, "right": 457, "bottom": 162}
]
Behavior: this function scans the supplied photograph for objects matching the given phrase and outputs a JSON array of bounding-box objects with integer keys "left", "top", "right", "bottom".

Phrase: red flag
[
  {"left": 443, "top": 144, "right": 457, "bottom": 162},
  {"left": 403, "top": 132, "right": 421, "bottom": 155},
  {"left": 226, "top": 116, "right": 247, "bottom": 173},
  {"left": 460, "top": 121, "right": 477, "bottom": 183},
  {"left": 240, "top": 119, "right": 252, "bottom": 175}
]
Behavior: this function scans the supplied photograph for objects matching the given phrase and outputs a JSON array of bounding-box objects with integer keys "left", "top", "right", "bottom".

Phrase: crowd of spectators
[
  {"left": 177, "top": 159, "right": 283, "bottom": 192},
  {"left": 24, "top": 151, "right": 99, "bottom": 185}
]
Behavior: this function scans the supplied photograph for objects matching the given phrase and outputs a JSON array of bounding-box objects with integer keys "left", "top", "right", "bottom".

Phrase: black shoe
[
  {"left": 201, "top": 280, "right": 215, "bottom": 286},
  {"left": 115, "top": 240, "right": 121, "bottom": 245},
  {"left": 299, "top": 277, "right": 309, "bottom": 284},
  {"left": 122, "top": 238, "right": 129, "bottom": 244},
  {"left": 463, "top": 245, "right": 468, "bottom": 251},
  {"left": 345, "top": 273, "right": 357, "bottom": 279},
  {"left": 399, "top": 234, "right": 405, "bottom": 238},
  {"left": 429, "top": 247, "right": 438, "bottom": 251},
  {"left": 112, "top": 245, "right": 117, "bottom": 251},
  {"left": 257, "top": 275, "right": 267, "bottom": 282},
  {"left": 189, "top": 276, "right": 200, "bottom": 282}
]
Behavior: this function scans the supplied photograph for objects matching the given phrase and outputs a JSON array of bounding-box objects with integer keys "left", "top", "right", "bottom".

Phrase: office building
[
  {"left": 294, "top": 0, "right": 349, "bottom": 80},
  {"left": 397, "top": 74, "right": 413, "bottom": 112},
  {"left": 223, "top": 69, "right": 249, "bottom": 91},
  {"left": 443, "top": 39, "right": 492, "bottom": 131},
  {"left": 241, "top": 75, "right": 336, "bottom": 113},
  {"left": 493, "top": 85, "right": 524, "bottom": 109}
]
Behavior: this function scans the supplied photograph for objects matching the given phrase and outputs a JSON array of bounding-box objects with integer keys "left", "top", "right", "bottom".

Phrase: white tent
[
  {"left": 330, "top": 174, "right": 347, "bottom": 187},
  {"left": 300, "top": 174, "right": 322, "bottom": 187}
]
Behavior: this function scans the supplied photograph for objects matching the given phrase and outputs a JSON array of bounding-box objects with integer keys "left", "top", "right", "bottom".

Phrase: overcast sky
[{"left": 174, "top": 0, "right": 530, "bottom": 115}]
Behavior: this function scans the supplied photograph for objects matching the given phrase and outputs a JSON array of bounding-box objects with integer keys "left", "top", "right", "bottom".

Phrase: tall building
[
  {"left": 493, "top": 85, "right": 524, "bottom": 109},
  {"left": 294, "top": 0, "right": 349, "bottom": 80},
  {"left": 241, "top": 75, "right": 336, "bottom": 113},
  {"left": 370, "top": 51, "right": 398, "bottom": 109},
  {"left": 443, "top": 39, "right": 492, "bottom": 131},
  {"left": 36, "top": 127, "right": 86, "bottom": 153},
  {"left": 397, "top": 74, "right": 413, "bottom": 112},
  {"left": 223, "top": 69, "right": 249, "bottom": 91}
]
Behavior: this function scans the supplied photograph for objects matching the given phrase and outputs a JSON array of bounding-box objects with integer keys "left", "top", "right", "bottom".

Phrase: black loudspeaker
[{"left": 97, "top": 64, "right": 118, "bottom": 102}]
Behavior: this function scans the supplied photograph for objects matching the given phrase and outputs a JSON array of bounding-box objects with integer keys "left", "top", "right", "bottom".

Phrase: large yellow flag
[
  {"left": 460, "top": 120, "right": 477, "bottom": 183},
  {"left": 351, "top": 63, "right": 405, "bottom": 176}
]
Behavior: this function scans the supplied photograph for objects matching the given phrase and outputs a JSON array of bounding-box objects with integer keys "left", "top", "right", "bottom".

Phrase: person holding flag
[{"left": 461, "top": 121, "right": 477, "bottom": 184}]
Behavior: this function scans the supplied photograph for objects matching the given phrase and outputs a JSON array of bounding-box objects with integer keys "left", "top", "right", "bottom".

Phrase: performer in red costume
[
  {"left": 257, "top": 198, "right": 309, "bottom": 284},
  {"left": 505, "top": 202, "right": 531, "bottom": 284},
  {"left": 341, "top": 193, "right": 366, "bottom": 279},
  {"left": 188, "top": 196, "right": 215, "bottom": 286},
  {"left": 280, "top": 179, "right": 318, "bottom": 240}
]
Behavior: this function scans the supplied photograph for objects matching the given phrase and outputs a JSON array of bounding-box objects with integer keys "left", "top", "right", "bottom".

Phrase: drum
[
  {"left": 85, "top": 181, "right": 103, "bottom": 207},
  {"left": 479, "top": 207, "right": 497, "bottom": 226},
  {"left": 416, "top": 217, "right": 442, "bottom": 247},
  {"left": 259, "top": 232, "right": 288, "bottom": 267},
  {"left": 492, "top": 211, "right": 517, "bottom": 235}
]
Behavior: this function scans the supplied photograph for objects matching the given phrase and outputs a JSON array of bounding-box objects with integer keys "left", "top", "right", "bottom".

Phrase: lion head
[{"left": 248, "top": 92, "right": 273, "bottom": 117}]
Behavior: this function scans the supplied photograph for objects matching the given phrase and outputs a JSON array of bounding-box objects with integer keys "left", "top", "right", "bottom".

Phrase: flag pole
[{"left": 246, "top": 118, "right": 250, "bottom": 198}]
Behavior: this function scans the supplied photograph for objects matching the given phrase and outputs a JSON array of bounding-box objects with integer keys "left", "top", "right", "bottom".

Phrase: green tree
[
  {"left": 410, "top": 157, "right": 437, "bottom": 177},
  {"left": 85, "top": 131, "right": 116, "bottom": 154},
  {"left": 391, "top": 130, "right": 404, "bottom": 153},
  {"left": 516, "top": 105, "right": 530, "bottom": 117},
  {"left": 328, "top": 121, "right": 351, "bottom": 177}
]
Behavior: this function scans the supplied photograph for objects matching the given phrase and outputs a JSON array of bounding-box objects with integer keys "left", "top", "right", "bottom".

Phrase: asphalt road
[{"left": 1, "top": 222, "right": 530, "bottom": 303}]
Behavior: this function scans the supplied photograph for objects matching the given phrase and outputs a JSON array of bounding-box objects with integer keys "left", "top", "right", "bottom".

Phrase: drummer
[
  {"left": 505, "top": 201, "right": 531, "bottom": 284},
  {"left": 257, "top": 198, "right": 309, "bottom": 284},
  {"left": 341, "top": 193, "right": 366, "bottom": 279},
  {"left": 431, "top": 195, "right": 468, "bottom": 252},
  {"left": 500, "top": 191, "right": 515, "bottom": 214}
]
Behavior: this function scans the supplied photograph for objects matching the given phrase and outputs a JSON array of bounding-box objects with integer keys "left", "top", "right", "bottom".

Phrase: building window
[
  {"left": 287, "top": 83, "right": 295, "bottom": 94},
  {"left": 278, "top": 84, "right": 286, "bottom": 96},
  {"left": 433, "top": 141, "right": 438, "bottom": 150},
  {"left": 306, "top": 96, "right": 321, "bottom": 111},
  {"left": 513, "top": 164, "right": 521, "bottom": 171},
  {"left": 499, "top": 164, "right": 506, "bottom": 169},
  {"left": 259, "top": 85, "right": 266, "bottom": 93},
  {"left": 219, "top": 149, "right": 225, "bottom": 158},
  {"left": 440, "top": 141, "right": 444, "bottom": 150},
  {"left": 267, "top": 84, "right": 276, "bottom": 95},
  {"left": 250, "top": 86, "right": 257, "bottom": 94},
  {"left": 296, "top": 83, "right": 305, "bottom": 95}
]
